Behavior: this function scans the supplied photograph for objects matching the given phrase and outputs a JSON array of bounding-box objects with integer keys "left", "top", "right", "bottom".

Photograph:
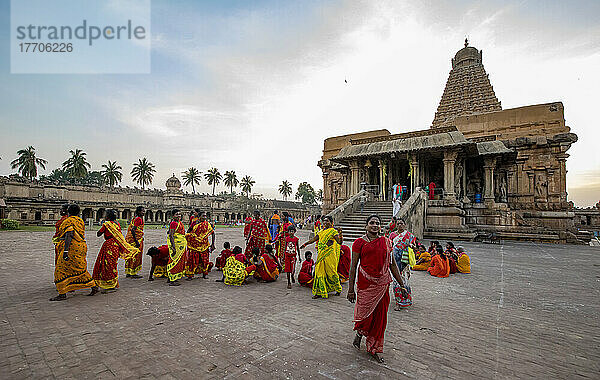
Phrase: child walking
[{"left": 284, "top": 225, "right": 301, "bottom": 289}]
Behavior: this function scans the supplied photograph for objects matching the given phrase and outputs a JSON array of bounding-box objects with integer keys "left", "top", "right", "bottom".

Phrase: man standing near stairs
[{"left": 359, "top": 193, "right": 368, "bottom": 213}]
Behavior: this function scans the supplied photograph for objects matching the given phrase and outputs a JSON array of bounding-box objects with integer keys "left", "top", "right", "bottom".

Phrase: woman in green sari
[{"left": 301, "top": 215, "right": 343, "bottom": 299}]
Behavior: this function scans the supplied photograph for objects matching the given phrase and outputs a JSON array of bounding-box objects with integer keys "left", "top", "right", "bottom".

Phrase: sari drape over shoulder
[
  {"left": 167, "top": 221, "right": 187, "bottom": 281},
  {"left": 312, "top": 228, "right": 342, "bottom": 298},
  {"left": 92, "top": 221, "right": 139, "bottom": 289},
  {"left": 125, "top": 216, "right": 144, "bottom": 275},
  {"left": 255, "top": 254, "right": 279, "bottom": 282},
  {"left": 52, "top": 215, "right": 68, "bottom": 265},
  {"left": 245, "top": 218, "right": 271, "bottom": 258},
  {"left": 54, "top": 216, "right": 96, "bottom": 294},
  {"left": 352, "top": 236, "right": 392, "bottom": 354}
]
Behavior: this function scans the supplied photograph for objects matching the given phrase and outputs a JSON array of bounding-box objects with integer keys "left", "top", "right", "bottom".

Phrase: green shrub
[
  {"left": 1, "top": 219, "right": 20, "bottom": 230},
  {"left": 117, "top": 219, "right": 129, "bottom": 228}
]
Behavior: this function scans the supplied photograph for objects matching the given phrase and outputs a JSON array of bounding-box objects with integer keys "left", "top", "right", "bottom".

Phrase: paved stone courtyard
[{"left": 0, "top": 227, "right": 598, "bottom": 379}]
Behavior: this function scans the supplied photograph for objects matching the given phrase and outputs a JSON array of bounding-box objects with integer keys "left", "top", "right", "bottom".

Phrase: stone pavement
[{"left": 0, "top": 227, "right": 598, "bottom": 379}]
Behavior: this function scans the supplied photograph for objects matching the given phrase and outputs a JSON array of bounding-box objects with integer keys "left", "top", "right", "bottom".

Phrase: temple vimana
[{"left": 319, "top": 40, "right": 593, "bottom": 243}]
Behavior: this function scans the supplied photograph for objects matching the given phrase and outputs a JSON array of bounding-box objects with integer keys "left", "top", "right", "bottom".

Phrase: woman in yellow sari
[
  {"left": 301, "top": 215, "right": 342, "bottom": 299},
  {"left": 50, "top": 204, "right": 98, "bottom": 301},
  {"left": 92, "top": 210, "right": 139, "bottom": 292},
  {"left": 167, "top": 209, "right": 188, "bottom": 286}
]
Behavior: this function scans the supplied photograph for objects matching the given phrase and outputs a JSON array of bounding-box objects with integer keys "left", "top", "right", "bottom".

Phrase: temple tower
[{"left": 432, "top": 39, "right": 502, "bottom": 128}]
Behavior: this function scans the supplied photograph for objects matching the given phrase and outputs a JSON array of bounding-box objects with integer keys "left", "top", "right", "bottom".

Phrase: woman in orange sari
[
  {"left": 125, "top": 206, "right": 145, "bottom": 278},
  {"left": 185, "top": 211, "right": 215, "bottom": 279},
  {"left": 52, "top": 204, "right": 69, "bottom": 265},
  {"left": 347, "top": 214, "right": 407, "bottom": 363},
  {"left": 428, "top": 246, "right": 450, "bottom": 278},
  {"left": 50, "top": 204, "right": 98, "bottom": 301},
  {"left": 92, "top": 209, "right": 139, "bottom": 292},
  {"left": 167, "top": 209, "right": 187, "bottom": 286}
]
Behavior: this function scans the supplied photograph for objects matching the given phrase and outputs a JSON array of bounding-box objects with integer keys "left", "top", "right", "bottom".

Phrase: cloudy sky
[{"left": 1, "top": 0, "right": 599, "bottom": 206}]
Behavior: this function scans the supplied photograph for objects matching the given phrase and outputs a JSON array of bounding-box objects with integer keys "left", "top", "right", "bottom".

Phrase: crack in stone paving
[{"left": 494, "top": 243, "right": 505, "bottom": 379}]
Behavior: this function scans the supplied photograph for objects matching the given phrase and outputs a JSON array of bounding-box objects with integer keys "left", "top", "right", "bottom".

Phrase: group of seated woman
[
  {"left": 214, "top": 244, "right": 283, "bottom": 286},
  {"left": 411, "top": 240, "right": 471, "bottom": 277}
]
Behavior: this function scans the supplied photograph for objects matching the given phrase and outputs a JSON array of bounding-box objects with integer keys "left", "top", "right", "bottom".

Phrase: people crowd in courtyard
[{"left": 49, "top": 202, "right": 472, "bottom": 363}]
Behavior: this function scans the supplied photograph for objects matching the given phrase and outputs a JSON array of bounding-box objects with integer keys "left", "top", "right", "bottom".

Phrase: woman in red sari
[
  {"left": 92, "top": 209, "right": 139, "bottom": 292},
  {"left": 245, "top": 210, "right": 271, "bottom": 259},
  {"left": 337, "top": 243, "right": 351, "bottom": 283},
  {"left": 347, "top": 214, "right": 407, "bottom": 363},
  {"left": 253, "top": 245, "right": 282, "bottom": 282},
  {"left": 185, "top": 211, "right": 215, "bottom": 279},
  {"left": 297, "top": 251, "right": 315, "bottom": 287},
  {"left": 125, "top": 206, "right": 145, "bottom": 278}
]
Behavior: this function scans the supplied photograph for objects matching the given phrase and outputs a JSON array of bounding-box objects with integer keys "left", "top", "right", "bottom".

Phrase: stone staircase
[{"left": 337, "top": 201, "right": 393, "bottom": 244}]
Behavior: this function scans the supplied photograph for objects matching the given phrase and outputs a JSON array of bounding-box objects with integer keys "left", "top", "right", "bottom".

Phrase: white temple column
[{"left": 443, "top": 150, "right": 458, "bottom": 201}]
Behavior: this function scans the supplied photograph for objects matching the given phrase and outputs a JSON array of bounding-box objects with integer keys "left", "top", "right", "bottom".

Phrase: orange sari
[{"left": 53, "top": 216, "right": 96, "bottom": 294}]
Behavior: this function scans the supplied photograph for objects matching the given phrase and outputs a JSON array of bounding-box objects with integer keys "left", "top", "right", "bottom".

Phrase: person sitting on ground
[
  {"left": 297, "top": 251, "right": 315, "bottom": 287},
  {"left": 428, "top": 240, "right": 439, "bottom": 254},
  {"left": 411, "top": 244, "right": 432, "bottom": 271},
  {"left": 221, "top": 246, "right": 256, "bottom": 286},
  {"left": 456, "top": 246, "right": 471, "bottom": 274},
  {"left": 254, "top": 245, "right": 281, "bottom": 282},
  {"left": 215, "top": 242, "right": 233, "bottom": 270},
  {"left": 147, "top": 245, "right": 170, "bottom": 281},
  {"left": 445, "top": 242, "right": 459, "bottom": 274},
  {"left": 428, "top": 246, "right": 450, "bottom": 278}
]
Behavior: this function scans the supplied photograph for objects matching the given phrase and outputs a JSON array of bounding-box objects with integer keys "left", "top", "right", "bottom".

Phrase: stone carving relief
[
  {"left": 454, "top": 161, "right": 464, "bottom": 199},
  {"left": 535, "top": 173, "right": 548, "bottom": 199},
  {"left": 496, "top": 173, "right": 507, "bottom": 203}
]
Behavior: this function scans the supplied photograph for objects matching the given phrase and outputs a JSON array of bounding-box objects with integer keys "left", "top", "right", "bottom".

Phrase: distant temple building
[
  {"left": 0, "top": 173, "right": 317, "bottom": 225},
  {"left": 319, "top": 40, "right": 584, "bottom": 242}
]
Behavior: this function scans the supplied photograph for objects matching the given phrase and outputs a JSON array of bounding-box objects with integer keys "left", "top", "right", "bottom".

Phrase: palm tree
[
  {"left": 316, "top": 189, "right": 323, "bottom": 203},
  {"left": 101, "top": 160, "right": 123, "bottom": 188},
  {"left": 10, "top": 146, "right": 47, "bottom": 180},
  {"left": 240, "top": 175, "right": 255, "bottom": 197},
  {"left": 182, "top": 167, "right": 201, "bottom": 194},
  {"left": 279, "top": 180, "right": 292, "bottom": 200},
  {"left": 130, "top": 158, "right": 156, "bottom": 189},
  {"left": 204, "top": 168, "right": 222, "bottom": 195},
  {"left": 224, "top": 170, "right": 239, "bottom": 194},
  {"left": 62, "top": 149, "right": 91, "bottom": 179}
]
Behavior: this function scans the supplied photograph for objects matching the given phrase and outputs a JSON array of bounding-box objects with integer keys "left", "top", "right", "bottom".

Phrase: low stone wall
[{"left": 396, "top": 188, "right": 427, "bottom": 240}]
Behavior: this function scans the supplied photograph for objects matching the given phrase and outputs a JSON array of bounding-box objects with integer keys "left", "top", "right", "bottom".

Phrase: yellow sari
[
  {"left": 54, "top": 216, "right": 96, "bottom": 294},
  {"left": 167, "top": 221, "right": 187, "bottom": 281},
  {"left": 312, "top": 228, "right": 342, "bottom": 298}
]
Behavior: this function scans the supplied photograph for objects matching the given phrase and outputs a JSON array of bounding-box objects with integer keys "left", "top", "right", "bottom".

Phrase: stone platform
[{"left": 0, "top": 228, "right": 598, "bottom": 379}]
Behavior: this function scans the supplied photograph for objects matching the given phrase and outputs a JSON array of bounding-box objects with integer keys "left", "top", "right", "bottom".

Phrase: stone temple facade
[
  {"left": 319, "top": 41, "right": 584, "bottom": 243},
  {"left": 0, "top": 174, "right": 318, "bottom": 225}
]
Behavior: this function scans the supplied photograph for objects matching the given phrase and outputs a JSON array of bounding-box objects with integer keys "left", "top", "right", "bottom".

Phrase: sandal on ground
[
  {"left": 370, "top": 353, "right": 384, "bottom": 363},
  {"left": 49, "top": 294, "right": 67, "bottom": 301},
  {"left": 353, "top": 333, "right": 362, "bottom": 350},
  {"left": 87, "top": 287, "right": 99, "bottom": 296}
]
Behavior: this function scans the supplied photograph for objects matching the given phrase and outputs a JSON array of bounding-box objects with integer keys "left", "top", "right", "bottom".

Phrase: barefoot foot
[{"left": 49, "top": 294, "right": 67, "bottom": 301}]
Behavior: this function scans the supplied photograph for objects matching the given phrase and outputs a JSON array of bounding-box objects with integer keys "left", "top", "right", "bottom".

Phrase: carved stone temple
[{"left": 318, "top": 41, "right": 582, "bottom": 243}]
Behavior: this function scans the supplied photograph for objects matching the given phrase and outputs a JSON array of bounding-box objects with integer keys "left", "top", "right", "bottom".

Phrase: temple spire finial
[{"left": 464, "top": 37, "right": 469, "bottom": 47}]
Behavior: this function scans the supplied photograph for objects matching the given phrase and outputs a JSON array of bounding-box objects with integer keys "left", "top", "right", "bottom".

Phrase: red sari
[
  {"left": 276, "top": 222, "right": 291, "bottom": 263},
  {"left": 428, "top": 255, "right": 450, "bottom": 278},
  {"left": 298, "top": 259, "right": 314, "bottom": 286},
  {"left": 337, "top": 244, "right": 351, "bottom": 283},
  {"left": 167, "top": 221, "right": 187, "bottom": 281},
  {"left": 185, "top": 220, "right": 214, "bottom": 277},
  {"left": 243, "top": 217, "right": 253, "bottom": 238},
  {"left": 352, "top": 236, "right": 392, "bottom": 355},
  {"left": 125, "top": 216, "right": 144, "bottom": 275},
  {"left": 216, "top": 249, "right": 233, "bottom": 269},
  {"left": 254, "top": 253, "right": 279, "bottom": 282},
  {"left": 245, "top": 218, "right": 271, "bottom": 258},
  {"left": 92, "top": 222, "right": 122, "bottom": 289}
]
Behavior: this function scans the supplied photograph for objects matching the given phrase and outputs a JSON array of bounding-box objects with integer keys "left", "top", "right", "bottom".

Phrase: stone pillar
[
  {"left": 322, "top": 171, "right": 330, "bottom": 207},
  {"left": 409, "top": 154, "right": 420, "bottom": 194},
  {"left": 378, "top": 160, "right": 385, "bottom": 200},
  {"left": 341, "top": 172, "right": 348, "bottom": 200},
  {"left": 443, "top": 151, "right": 458, "bottom": 201},
  {"left": 557, "top": 154, "right": 568, "bottom": 203},
  {"left": 349, "top": 161, "right": 360, "bottom": 197},
  {"left": 483, "top": 157, "right": 496, "bottom": 204}
]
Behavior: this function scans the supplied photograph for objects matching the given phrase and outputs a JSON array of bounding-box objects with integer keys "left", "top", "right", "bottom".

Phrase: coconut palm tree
[
  {"left": 279, "top": 180, "right": 292, "bottom": 200},
  {"left": 224, "top": 170, "right": 239, "bottom": 194},
  {"left": 10, "top": 146, "right": 47, "bottom": 180},
  {"left": 130, "top": 158, "right": 156, "bottom": 189},
  {"left": 101, "top": 160, "right": 123, "bottom": 188},
  {"left": 62, "top": 149, "right": 91, "bottom": 179},
  {"left": 240, "top": 175, "right": 255, "bottom": 197},
  {"left": 204, "top": 168, "right": 222, "bottom": 195},
  {"left": 182, "top": 167, "right": 201, "bottom": 194}
]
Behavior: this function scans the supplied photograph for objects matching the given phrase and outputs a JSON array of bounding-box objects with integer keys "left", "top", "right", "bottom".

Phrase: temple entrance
[
  {"left": 389, "top": 160, "right": 411, "bottom": 201},
  {"left": 421, "top": 155, "right": 444, "bottom": 199}
]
